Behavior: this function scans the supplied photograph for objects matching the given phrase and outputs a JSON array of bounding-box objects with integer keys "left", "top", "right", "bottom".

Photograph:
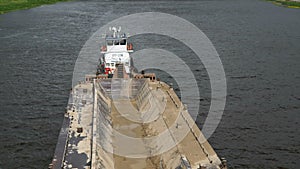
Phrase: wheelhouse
[{"left": 98, "top": 27, "right": 133, "bottom": 75}]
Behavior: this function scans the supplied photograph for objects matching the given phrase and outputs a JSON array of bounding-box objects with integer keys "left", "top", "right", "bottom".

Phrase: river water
[{"left": 0, "top": 0, "right": 299, "bottom": 168}]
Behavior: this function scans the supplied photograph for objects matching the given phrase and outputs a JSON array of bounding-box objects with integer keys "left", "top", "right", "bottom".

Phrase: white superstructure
[{"left": 98, "top": 27, "right": 133, "bottom": 75}]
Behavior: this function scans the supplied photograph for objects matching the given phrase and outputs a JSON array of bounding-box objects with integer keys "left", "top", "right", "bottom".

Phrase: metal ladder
[{"left": 117, "top": 64, "right": 124, "bottom": 78}]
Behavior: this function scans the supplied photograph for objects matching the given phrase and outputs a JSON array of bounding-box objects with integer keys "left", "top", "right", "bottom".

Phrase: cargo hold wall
[{"left": 91, "top": 81, "right": 114, "bottom": 169}]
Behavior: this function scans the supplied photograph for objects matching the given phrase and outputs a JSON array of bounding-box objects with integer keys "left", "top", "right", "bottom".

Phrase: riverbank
[
  {"left": 0, "top": 0, "right": 71, "bottom": 14},
  {"left": 266, "top": 0, "right": 300, "bottom": 8}
]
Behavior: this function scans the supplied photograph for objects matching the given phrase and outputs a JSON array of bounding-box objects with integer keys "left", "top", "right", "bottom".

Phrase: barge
[{"left": 50, "top": 27, "right": 227, "bottom": 169}]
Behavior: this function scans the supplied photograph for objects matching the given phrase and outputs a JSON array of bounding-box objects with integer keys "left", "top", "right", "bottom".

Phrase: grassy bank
[
  {"left": 0, "top": 0, "right": 71, "bottom": 14},
  {"left": 266, "top": 0, "right": 300, "bottom": 8}
]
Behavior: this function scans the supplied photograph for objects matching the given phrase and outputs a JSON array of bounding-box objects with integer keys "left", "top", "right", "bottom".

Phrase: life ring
[
  {"left": 127, "top": 43, "right": 133, "bottom": 50},
  {"left": 101, "top": 46, "right": 107, "bottom": 52}
]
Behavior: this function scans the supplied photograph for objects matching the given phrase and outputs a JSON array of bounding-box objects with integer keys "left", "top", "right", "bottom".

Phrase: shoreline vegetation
[
  {"left": 0, "top": 0, "right": 71, "bottom": 14},
  {"left": 266, "top": 0, "right": 300, "bottom": 8},
  {"left": 1, "top": 1, "right": 299, "bottom": 15}
]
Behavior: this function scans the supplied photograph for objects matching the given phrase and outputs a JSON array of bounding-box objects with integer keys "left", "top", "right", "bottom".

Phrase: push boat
[
  {"left": 96, "top": 27, "right": 133, "bottom": 78},
  {"left": 50, "top": 27, "right": 227, "bottom": 169}
]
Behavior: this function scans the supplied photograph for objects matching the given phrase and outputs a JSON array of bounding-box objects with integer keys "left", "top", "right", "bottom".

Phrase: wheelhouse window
[
  {"left": 114, "top": 40, "right": 120, "bottom": 45},
  {"left": 120, "top": 39, "right": 126, "bottom": 45},
  {"left": 106, "top": 63, "right": 110, "bottom": 67},
  {"left": 111, "top": 63, "right": 115, "bottom": 67},
  {"left": 107, "top": 40, "right": 113, "bottom": 45}
]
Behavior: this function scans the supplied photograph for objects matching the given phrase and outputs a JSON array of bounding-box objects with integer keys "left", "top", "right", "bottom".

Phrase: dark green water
[{"left": 0, "top": 0, "right": 299, "bottom": 168}]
